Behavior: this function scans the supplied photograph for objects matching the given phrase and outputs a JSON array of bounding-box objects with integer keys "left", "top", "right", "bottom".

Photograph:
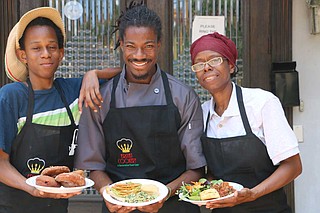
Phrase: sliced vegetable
[{"left": 177, "top": 178, "right": 235, "bottom": 201}]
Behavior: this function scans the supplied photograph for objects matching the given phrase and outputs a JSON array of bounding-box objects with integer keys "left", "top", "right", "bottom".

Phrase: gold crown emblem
[
  {"left": 116, "top": 138, "right": 133, "bottom": 153},
  {"left": 27, "top": 158, "right": 45, "bottom": 174}
]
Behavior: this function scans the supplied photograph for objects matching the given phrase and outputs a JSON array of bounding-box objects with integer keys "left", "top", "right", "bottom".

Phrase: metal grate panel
[
  {"left": 172, "top": 0, "right": 242, "bottom": 103},
  {"left": 49, "top": 0, "right": 121, "bottom": 78}
]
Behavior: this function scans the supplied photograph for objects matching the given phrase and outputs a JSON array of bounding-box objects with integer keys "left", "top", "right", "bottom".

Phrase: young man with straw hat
[{"left": 0, "top": 7, "right": 119, "bottom": 213}]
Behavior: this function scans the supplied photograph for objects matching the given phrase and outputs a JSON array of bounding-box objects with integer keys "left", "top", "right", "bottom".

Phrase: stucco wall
[{"left": 293, "top": 0, "right": 320, "bottom": 212}]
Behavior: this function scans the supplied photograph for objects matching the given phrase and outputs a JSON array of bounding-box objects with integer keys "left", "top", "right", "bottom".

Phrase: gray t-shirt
[{"left": 74, "top": 65, "right": 206, "bottom": 171}]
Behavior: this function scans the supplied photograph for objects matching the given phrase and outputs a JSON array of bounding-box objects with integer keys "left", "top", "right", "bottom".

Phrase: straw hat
[{"left": 4, "top": 7, "right": 66, "bottom": 82}]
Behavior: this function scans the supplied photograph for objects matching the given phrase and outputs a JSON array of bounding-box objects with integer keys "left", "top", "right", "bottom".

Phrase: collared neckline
[{"left": 209, "top": 82, "right": 240, "bottom": 119}]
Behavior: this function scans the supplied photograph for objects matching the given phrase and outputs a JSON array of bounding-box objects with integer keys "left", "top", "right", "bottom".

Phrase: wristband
[{"left": 166, "top": 186, "right": 172, "bottom": 201}]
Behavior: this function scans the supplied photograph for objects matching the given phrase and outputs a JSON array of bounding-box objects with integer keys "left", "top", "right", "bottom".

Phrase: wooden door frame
[
  {"left": 242, "top": 0, "right": 295, "bottom": 211},
  {"left": 0, "top": 0, "right": 19, "bottom": 87}
]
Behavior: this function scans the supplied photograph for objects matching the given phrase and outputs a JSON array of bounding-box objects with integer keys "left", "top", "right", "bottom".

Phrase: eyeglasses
[{"left": 191, "top": 57, "right": 227, "bottom": 72}]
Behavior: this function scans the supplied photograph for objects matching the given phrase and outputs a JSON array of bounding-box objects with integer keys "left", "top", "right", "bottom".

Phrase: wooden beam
[
  {"left": 242, "top": 0, "right": 272, "bottom": 90},
  {"left": 146, "top": 0, "right": 173, "bottom": 74},
  {"left": 0, "top": 0, "right": 19, "bottom": 86},
  {"left": 19, "top": 0, "right": 47, "bottom": 15}
]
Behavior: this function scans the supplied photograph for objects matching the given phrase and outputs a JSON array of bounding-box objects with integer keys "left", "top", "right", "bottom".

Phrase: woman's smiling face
[{"left": 193, "top": 50, "right": 234, "bottom": 94}]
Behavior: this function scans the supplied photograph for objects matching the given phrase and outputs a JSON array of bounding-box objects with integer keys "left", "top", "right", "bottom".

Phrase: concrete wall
[{"left": 292, "top": 0, "right": 320, "bottom": 212}]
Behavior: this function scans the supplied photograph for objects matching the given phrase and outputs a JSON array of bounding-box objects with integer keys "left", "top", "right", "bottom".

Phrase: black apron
[
  {"left": 0, "top": 79, "right": 78, "bottom": 213},
  {"left": 201, "top": 85, "right": 291, "bottom": 213},
  {"left": 102, "top": 71, "right": 200, "bottom": 213}
]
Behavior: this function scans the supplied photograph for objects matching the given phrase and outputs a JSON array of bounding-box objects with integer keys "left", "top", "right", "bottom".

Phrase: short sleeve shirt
[
  {"left": 75, "top": 65, "right": 206, "bottom": 171},
  {"left": 202, "top": 82, "right": 300, "bottom": 165},
  {"left": 0, "top": 78, "right": 82, "bottom": 154}
]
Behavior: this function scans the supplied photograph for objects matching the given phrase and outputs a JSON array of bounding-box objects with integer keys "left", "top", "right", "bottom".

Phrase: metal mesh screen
[
  {"left": 49, "top": 0, "right": 121, "bottom": 79},
  {"left": 50, "top": 0, "right": 242, "bottom": 102},
  {"left": 172, "top": 0, "right": 242, "bottom": 103}
]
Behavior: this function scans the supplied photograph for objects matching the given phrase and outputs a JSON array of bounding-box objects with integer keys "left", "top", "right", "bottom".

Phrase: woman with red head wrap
[
  {"left": 190, "top": 32, "right": 237, "bottom": 67},
  {"left": 190, "top": 32, "right": 302, "bottom": 212}
]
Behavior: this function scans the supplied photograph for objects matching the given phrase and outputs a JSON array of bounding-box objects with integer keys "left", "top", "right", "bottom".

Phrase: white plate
[
  {"left": 26, "top": 175, "right": 94, "bottom": 193},
  {"left": 179, "top": 182, "right": 243, "bottom": 206},
  {"left": 103, "top": 179, "right": 168, "bottom": 207}
]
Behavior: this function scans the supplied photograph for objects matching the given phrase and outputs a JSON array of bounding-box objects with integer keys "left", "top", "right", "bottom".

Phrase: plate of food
[
  {"left": 26, "top": 166, "right": 94, "bottom": 193},
  {"left": 103, "top": 179, "right": 169, "bottom": 207},
  {"left": 177, "top": 178, "right": 243, "bottom": 205}
]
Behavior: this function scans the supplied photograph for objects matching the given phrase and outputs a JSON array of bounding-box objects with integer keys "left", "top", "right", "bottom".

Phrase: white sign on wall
[{"left": 192, "top": 16, "right": 225, "bottom": 43}]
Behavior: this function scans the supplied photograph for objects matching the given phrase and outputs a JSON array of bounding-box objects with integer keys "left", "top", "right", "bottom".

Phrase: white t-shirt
[{"left": 202, "top": 82, "right": 299, "bottom": 165}]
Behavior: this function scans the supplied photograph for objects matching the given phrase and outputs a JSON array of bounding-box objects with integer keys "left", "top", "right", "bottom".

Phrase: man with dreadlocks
[{"left": 75, "top": 3, "right": 206, "bottom": 213}]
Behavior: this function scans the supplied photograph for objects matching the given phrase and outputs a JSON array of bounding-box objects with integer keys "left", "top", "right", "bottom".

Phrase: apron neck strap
[
  {"left": 26, "top": 79, "right": 35, "bottom": 124},
  {"left": 204, "top": 111, "right": 210, "bottom": 134},
  {"left": 110, "top": 73, "right": 120, "bottom": 108},
  {"left": 53, "top": 81, "right": 76, "bottom": 126},
  {"left": 235, "top": 85, "right": 253, "bottom": 135},
  {"left": 160, "top": 71, "right": 174, "bottom": 106}
]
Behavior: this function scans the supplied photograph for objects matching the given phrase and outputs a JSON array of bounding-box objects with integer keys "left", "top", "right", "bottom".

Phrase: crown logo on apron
[
  {"left": 116, "top": 138, "right": 133, "bottom": 153},
  {"left": 27, "top": 157, "right": 45, "bottom": 174}
]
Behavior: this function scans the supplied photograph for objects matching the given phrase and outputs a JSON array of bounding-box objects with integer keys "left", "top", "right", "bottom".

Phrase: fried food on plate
[
  {"left": 36, "top": 166, "right": 86, "bottom": 188},
  {"left": 55, "top": 172, "right": 85, "bottom": 187},
  {"left": 71, "top": 169, "right": 85, "bottom": 177},
  {"left": 106, "top": 182, "right": 159, "bottom": 203},
  {"left": 41, "top": 166, "right": 70, "bottom": 177},
  {"left": 199, "top": 188, "right": 220, "bottom": 200},
  {"left": 141, "top": 184, "right": 159, "bottom": 196},
  {"left": 36, "top": 175, "right": 61, "bottom": 187}
]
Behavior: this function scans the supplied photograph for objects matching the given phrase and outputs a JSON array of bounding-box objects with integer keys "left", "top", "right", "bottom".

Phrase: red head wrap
[{"left": 190, "top": 32, "right": 238, "bottom": 66}]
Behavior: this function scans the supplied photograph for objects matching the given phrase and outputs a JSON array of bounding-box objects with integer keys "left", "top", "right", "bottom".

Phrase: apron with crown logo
[
  {"left": 102, "top": 71, "right": 201, "bottom": 213},
  {"left": 0, "top": 79, "right": 78, "bottom": 213},
  {"left": 201, "top": 85, "right": 291, "bottom": 213}
]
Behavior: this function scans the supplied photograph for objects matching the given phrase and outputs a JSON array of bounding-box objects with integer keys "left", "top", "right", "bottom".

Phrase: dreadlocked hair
[{"left": 112, "top": 1, "right": 162, "bottom": 50}]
